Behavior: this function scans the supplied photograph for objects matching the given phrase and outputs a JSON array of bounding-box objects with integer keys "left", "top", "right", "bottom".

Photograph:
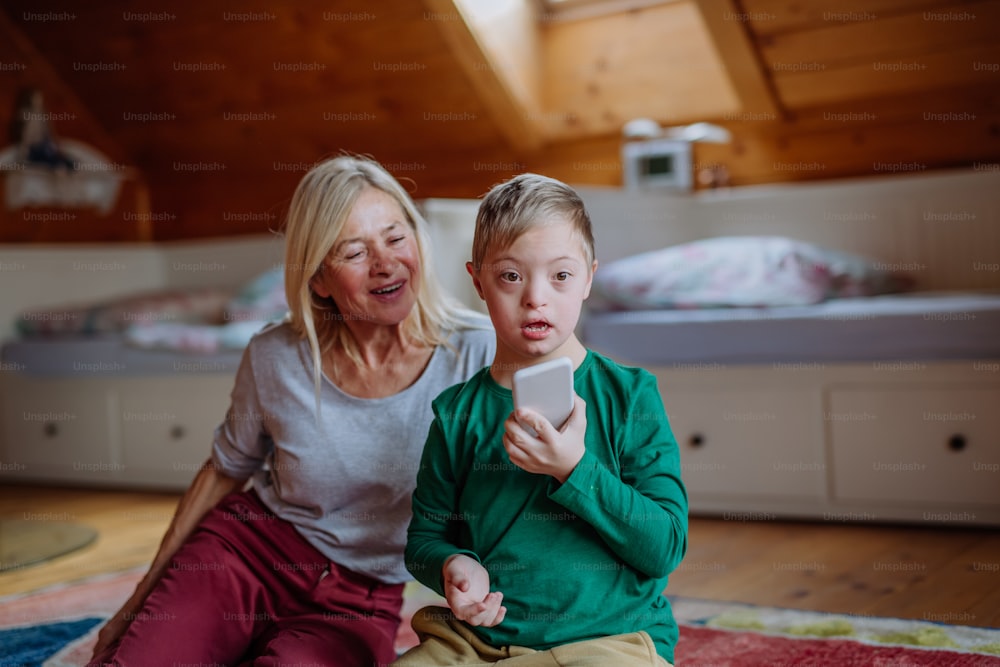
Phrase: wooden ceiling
[
  {"left": 0, "top": 0, "right": 997, "bottom": 242},
  {"left": 694, "top": 0, "right": 1000, "bottom": 182}
]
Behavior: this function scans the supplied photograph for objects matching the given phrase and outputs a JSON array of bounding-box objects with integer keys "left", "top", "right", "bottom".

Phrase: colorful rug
[
  {"left": 1, "top": 568, "right": 999, "bottom": 666},
  {"left": 669, "top": 598, "right": 1000, "bottom": 666}
]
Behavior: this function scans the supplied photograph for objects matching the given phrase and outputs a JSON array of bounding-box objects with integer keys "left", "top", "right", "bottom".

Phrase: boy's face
[{"left": 468, "top": 217, "right": 596, "bottom": 365}]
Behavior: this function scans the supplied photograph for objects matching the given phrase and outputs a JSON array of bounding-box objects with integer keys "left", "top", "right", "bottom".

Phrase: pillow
[
  {"left": 224, "top": 267, "right": 288, "bottom": 323},
  {"left": 16, "top": 287, "right": 233, "bottom": 337},
  {"left": 592, "top": 236, "right": 909, "bottom": 310}
]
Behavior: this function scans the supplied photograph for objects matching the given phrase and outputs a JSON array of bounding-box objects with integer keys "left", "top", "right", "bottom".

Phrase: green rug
[{"left": 0, "top": 519, "right": 97, "bottom": 572}]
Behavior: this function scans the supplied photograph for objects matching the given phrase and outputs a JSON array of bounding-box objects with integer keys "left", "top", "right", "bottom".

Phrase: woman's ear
[{"left": 309, "top": 269, "right": 330, "bottom": 299}]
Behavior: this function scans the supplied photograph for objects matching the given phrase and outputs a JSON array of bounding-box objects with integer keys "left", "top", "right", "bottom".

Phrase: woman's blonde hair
[{"left": 283, "top": 154, "right": 468, "bottom": 410}]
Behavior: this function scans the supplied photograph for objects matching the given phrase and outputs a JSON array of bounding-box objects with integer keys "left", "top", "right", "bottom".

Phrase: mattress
[
  {"left": 1, "top": 335, "right": 244, "bottom": 377},
  {"left": 581, "top": 292, "right": 1000, "bottom": 366}
]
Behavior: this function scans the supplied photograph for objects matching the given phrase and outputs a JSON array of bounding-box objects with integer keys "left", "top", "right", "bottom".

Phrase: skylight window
[{"left": 539, "top": 0, "right": 679, "bottom": 23}]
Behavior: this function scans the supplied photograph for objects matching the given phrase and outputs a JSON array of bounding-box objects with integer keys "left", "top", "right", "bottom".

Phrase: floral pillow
[
  {"left": 592, "top": 236, "right": 910, "bottom": 310},
  {"left": 223, "top": 266, "right": 287, "bottom": 323},
  {"left": 121, "top": 268, "right": 288, "bottom": 353}
]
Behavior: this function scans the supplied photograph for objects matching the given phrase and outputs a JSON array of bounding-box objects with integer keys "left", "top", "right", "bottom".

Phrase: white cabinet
[
  {"left": 118, "top": 376, "right": 234, "bottom": 488},
  {"left": 1, "top": 373, "right": 234, "bottom": 490},
  {"left": 666, "top": 389, "right": 825, "bottom": 500},
  {"left": 649, "top": 363, "right": 1000, "bottom": 526},
  {"left": 2, "top": 377, "right": 118, "bottom": 484},
  {"left": 828, "top": 385, "right": 1000, "bottom": 508}
]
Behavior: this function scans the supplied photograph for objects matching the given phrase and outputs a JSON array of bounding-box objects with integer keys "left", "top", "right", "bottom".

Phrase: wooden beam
[
  {"left": 692, "top": 0, "right": 783, "bottom": 119},
  {"left": 694, "top": 107, "right": 1000, "bottom": 186},
  {"left": 420, "top": 0, "right": 544, "bottom": 153},
  {"left": 742, "top": 0, "right": 969, "bottom": 36},
  {"left": 773, "top": 41, "right": 1000, "bottom": 110},
  {"left": 759, "top": 0, "right": 1000, "bottom": 71}
]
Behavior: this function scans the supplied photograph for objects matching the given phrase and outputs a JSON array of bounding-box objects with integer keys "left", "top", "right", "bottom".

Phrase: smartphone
[{"left": 512, "top": 356, "right": 574, "bottom": 435}]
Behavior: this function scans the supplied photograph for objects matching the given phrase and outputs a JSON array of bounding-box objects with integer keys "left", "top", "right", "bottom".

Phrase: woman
[{"left": 90, "top": 155, "right": 494, "bottom": 666}]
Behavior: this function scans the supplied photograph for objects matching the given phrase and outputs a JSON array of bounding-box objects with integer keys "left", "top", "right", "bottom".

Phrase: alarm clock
[{"left": 622, "top": 137, "right": 692, "bottom": 191}]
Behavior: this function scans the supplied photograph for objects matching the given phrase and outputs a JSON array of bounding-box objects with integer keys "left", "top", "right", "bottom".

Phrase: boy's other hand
[
  {"left": 443, "top": 554, "right": 507, "bottom": 627},
  {"left": 504, "top": 394, "right": 587, "bottom": 484}
]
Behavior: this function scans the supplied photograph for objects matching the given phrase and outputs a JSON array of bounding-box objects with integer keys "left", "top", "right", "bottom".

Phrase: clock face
[
  {"left": 643, "top": 154, "right": 675, "bottom": 177},
  {"left": 622, "top": 138, "right": 692, "bottom": 191}
]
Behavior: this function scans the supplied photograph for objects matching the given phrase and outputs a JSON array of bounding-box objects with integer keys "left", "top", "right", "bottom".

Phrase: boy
[{"left": 393, "top": 174, "right": 687, "bottom": 666}]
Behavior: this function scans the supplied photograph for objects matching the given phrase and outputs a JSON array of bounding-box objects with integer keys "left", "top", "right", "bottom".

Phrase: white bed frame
[{"left": 2, "top": 170, "right": 998, "bottom": 527}]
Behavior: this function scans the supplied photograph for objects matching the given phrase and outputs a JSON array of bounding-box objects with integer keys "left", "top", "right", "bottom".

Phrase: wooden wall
[
  {"left": 0, "top": 0, "right": 998, "bottom": 243},
  {"left": 0, "top": 1, "right": 521, "bottom": 242},
  {"left": 533, "top": 0, "right": 1000, "bottom": 188}
]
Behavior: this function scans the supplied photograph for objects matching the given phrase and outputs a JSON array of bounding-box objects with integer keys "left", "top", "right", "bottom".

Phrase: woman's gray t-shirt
[{"left": 211, "top": 315, "right": 495, "bottom": 583}]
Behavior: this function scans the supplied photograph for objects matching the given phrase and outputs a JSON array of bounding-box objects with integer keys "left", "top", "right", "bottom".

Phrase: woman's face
[{"left": 310, "top": 187, "right": 421, "bottom": 330}]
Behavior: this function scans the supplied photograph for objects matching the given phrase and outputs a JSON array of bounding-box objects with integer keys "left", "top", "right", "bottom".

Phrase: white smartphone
[{"left": 512, "top": 356, "right": 575, "bottom": 435}]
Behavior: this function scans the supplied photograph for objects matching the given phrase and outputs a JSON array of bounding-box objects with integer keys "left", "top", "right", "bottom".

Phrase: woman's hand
[
  {"left": 442, "top": 554, "right": 506, "bottom": 627},
  {"left": 91, "top": 584, "right": 147, "bottom": 657},
  {"left": 92, "top": 596, "right": 141, "bottom": 656},
  {"left": 504, "top": 394, "right": 587, "bottom": 484}
]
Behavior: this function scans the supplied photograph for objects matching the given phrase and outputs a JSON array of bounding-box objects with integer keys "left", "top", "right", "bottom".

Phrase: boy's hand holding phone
[
  {"left": 505, "top": 393, "right": 587, "bottom": 484},
  {"left": 506, "top": 357, "right": 586, "bottom": 483},
  {"left": 443, "top": 554, "right": 507, "bottom": 627}
]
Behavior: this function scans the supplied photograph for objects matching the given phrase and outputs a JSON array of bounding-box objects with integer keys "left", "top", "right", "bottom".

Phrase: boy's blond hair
[{"left": 471, "top": 173, "right": 595, "bottom": 269}]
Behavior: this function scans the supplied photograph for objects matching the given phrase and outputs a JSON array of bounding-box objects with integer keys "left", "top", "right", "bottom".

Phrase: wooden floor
[{"left": 1, "top": 485, "right": 998, "bottom": 629}]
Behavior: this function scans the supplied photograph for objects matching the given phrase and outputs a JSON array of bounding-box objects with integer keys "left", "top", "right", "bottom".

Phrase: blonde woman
[{"left": 90, "top": 156, "right": 494, "bottom": 667}]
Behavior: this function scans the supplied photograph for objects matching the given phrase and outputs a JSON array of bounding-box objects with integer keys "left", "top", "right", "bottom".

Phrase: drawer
[
  {"left": 1, "top": 376, "right": 117, "bottom": 482},
  {"left": 664, "top": 389, "right": 825, "bottom": 498},
  {"left": 827, "top": 386, "right": 1000, "bottom": 507},
  {"left": 118, "top": 376, "right": 234, "bottom": 488}
]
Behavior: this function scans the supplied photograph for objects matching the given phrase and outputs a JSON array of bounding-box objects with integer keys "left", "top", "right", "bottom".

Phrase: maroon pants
[{"left": 90, "top": 490, "right": 404, "bottom": 667}]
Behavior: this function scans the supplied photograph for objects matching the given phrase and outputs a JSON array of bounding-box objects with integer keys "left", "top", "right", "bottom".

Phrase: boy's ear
[
  {"left": 466, "top": 262, "right": 486, "bottom": 301},
  {"left": 582, "top": 259, "right": 598, "bottom": 300}
]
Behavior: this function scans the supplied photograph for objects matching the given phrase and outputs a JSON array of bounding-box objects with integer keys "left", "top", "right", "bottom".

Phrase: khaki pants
[{"left": 391, "top": 606, "right": 672, "bottom": 667}]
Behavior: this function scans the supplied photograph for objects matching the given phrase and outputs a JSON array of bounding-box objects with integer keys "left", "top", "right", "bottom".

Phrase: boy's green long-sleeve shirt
[{"left": 405, "top": 350, "right": 688, "bottom": 663}]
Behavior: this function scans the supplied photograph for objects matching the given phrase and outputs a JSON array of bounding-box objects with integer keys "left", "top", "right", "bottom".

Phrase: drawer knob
[
  {"left": 169, "top": 425, "right": 186, "bottom": 440},
  {"left": 43, "top": 422, "right": 59, "bottom": 438},
  {"left": 947, "top": 434, "right": 967, "bottom": 452},
  {"left": 688, "top": 433, "right": 705, "bottom": 448}
]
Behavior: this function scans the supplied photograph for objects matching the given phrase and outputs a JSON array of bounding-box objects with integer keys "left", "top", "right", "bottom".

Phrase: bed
[
  {"left": 0, "top": 236, "right": 285, "bottom": 490},
  {"left": 579, "top": 234, "right": 1000, "bottom": 527},
  {"left": 583, "top": 291, "right": 1000, "bottom": 366}
]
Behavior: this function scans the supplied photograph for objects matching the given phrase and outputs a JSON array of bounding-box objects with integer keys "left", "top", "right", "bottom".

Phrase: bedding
[
  {"left": 15, "top": 287, "right": 233, "bottom": 337},
  {"left": 582, "top": 291, "right": 1000, "bottom": 365},
  {"left": 10, "top": 267, "right": 287, "bottom": 354},
  {"left": 592, "top": 236, "right": 909, "bottom": 310}
]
